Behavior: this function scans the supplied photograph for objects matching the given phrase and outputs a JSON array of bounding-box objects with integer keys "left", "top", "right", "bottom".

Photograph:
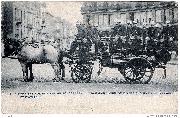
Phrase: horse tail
[{"left": 42, "top": 48, "right": 46, "bottom": 57}]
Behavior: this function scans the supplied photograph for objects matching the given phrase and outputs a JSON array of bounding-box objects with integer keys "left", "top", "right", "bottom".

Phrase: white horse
[{"left": 3, "top": 38, "right": 65, "bottom": 82}]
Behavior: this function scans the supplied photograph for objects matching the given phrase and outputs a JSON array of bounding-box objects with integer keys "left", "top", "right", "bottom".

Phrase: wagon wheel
[
  {"left": 71, "top": 64, "right": 92, "bottom": 83},
  {"left": 123, "top": 58, "right": 154, "bottom": 84}
]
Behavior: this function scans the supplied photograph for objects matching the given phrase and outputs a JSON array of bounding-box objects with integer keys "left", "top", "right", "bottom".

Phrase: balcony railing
[
  {"left": 37, "top": 28, "right": 42, "bottom": 33},
  {"left": 108, "top": 4, "right": 118, "bottom": 10},
  {"left": 81, "top": 6, "right": 93, "bottom": 13},
  {"left": 15, "top": 18, "right": 22, "bottom": 24},
  {"left": 97, "top": 5, "right": 108, "bottom": 11},
  {"left": 27, "top": 23, "right": 33, "bottom": 29}
]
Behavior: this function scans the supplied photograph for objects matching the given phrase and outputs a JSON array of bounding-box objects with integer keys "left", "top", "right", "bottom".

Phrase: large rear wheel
[{"left": 123, "top": 58, "right": 154, "bottom": 84}]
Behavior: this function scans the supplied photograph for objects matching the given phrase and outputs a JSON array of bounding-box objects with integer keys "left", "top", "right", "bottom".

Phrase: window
[
  {"left": 32, "top": 30, "right": 33, "bottom": 37},
  {"left": 113, "top": 12, "right": 121, "bottom": 24},
  {"left": 21, "top": 26, "right": 22, "bottom": 38},
  {"left": 99, "top": 14, "right": 103, "bottom": 26},
  {"left": 121, "top": 13, "right": 126, "bottom": 24},
  {"left": 103, "top": 14, "right": 108, "bottom": 26},
  {"left": 149, "top": 18, "right": 151, "bottom": 23},
  {"left": 20, "top": 11, "right": 22, "bottom": 21},
  {"left": 129, "top": 12, "right": 134, "bottom": 21},
  {"left": 140, "top": 11, "right": 146, "bottom": 24},
  {"left": 165, "top": 9, "right": 170, "bottom": 23},
  {"left": 24, "top": 11, "right": 26, "bottom": 20},
  {"left": 86, "top": 15, "right": 90, "bottom": 25},
  {"left": 91, "top": 15, "right": 95, "bottom": 25},
  {"left": 173, "top": 8, "right": 178, "bottom": 23},
  {"left": 24, "top": 26, "right": 26, "bottom": 35},
  {"left": 108, "top": 14, "right": 112, "bottom": 25},
  {"left": 164, "top": 13, "right": 166, "bottom": 23},
  {"left": 169, "top": 9, "right": 174, "bottom": 23},
  {"left": 134, "top": 12, "right": 140, "bottom": 24},
  {"left": 155, "top": 10, "right": 161, "bottom": 22},
  {"left": 15, "top": 8, "right": 17, "bottom": 20},
  {"left": 147, "top": 11, "right": 152, "bottom": 24},
  {"left": 34, "top": 18, "right": 35, "bottom": 27},
  {"left": 15, "top": 25, "right": 19, "bottom": 38},
  {"left": 94, "top": 14, "right": 99, "bottom": 26}
]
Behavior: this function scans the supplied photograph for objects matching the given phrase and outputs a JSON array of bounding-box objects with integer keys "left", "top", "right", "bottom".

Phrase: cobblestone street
[
  {"left": 1, "top": 57, "right": 178, "bottom": 114},
  {"left": 1, "top": 57, "right": 178, "bottom": 94}
]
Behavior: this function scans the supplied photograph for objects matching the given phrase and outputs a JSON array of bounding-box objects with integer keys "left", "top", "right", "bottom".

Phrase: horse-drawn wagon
[
  {"left": 98, "top": 36, "right": 170, "bottom": 84},
  {"left": 96, "top": 24, "right": 173, "bottom": 84},
  {"left": 3, "top": 22, "right": 175, "bottom": 84},
  {"left": 67, "top": 23, "right": 173, "bottom": 84}
]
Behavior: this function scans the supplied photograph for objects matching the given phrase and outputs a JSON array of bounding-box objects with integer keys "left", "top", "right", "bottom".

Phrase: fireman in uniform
[{"left": 130, "top": 21, "right": 142, "bottom": 56}]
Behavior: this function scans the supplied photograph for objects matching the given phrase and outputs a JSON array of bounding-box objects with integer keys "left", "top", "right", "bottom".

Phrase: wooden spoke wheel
[
  {"left": 123, "top": 58, "right": 154, "bottom": 84},
  {"left": 71, "top": 64, "right": 92, "bottom": 83}
]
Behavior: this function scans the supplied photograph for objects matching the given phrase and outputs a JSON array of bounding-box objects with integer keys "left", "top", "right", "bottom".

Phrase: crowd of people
[
  {"left": 69, "top": 21, "right": 178, "bottom": 62},
  {"left": 104, "top": 21, "right": 177, "bottom": 53}
]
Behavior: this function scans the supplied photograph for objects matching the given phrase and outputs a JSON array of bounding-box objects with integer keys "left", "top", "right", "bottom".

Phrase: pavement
[
  {"left": 1, "top": 57, "right": 178, "bottom": 93},
  {"left": 1, "top": 57, "right": 177, "bottom": 80},
  {"left": 1, "top": 57, "right": 178, "bottom": 114}
]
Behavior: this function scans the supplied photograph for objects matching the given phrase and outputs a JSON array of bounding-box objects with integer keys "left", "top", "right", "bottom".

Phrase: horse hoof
[
  {"left": 24, "top": 79, "right": 33, "bottom": 82},
  {"left": 52, "top": 78, "right": 59, "bottom": 82},
  {"left": 60, "top": 79, "right": 67, "bottom": 83},
  {"left": 61, "top": 77, "right": 65, "bottom": 80},
  {"left": 29, "top": 79, "right": 33, "bottom": 82}
]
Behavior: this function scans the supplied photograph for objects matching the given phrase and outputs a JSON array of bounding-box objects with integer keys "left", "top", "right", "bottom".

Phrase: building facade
[
  {"left": 81, "top": 1, "right": 178, "bottom": 29},
  {"left": 41, "top": 11, "right": 74, "bottom": 50},
  {"left": 1, "top": 1, "right": 46, "bottom": 42},
  {"left": 2, "top": 1, "right": 74, "bottom": 52}
]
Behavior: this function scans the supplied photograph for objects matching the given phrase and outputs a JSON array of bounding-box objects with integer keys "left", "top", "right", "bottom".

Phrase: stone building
[
  {"left": 1, "top": 1, "right": 46, "bottom": 42},
  {"left": 2, "top": 1, "right": 74, "bottom": 52},
  {"left": 81, "top": 1, "right": 178, "bottom": 29},
  {"left": 40, "top": 11, "right": 74, "bottom": 50}
]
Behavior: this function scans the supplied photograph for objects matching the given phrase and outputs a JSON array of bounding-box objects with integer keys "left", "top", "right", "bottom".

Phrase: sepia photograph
[{"left": 1, "top": 1, "right": 178, "bottom": 115}]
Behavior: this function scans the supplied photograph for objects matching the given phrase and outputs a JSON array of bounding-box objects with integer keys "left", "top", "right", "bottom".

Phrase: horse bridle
[{"left": 7, "top": 40, "right": 23, "bottom": 57}]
